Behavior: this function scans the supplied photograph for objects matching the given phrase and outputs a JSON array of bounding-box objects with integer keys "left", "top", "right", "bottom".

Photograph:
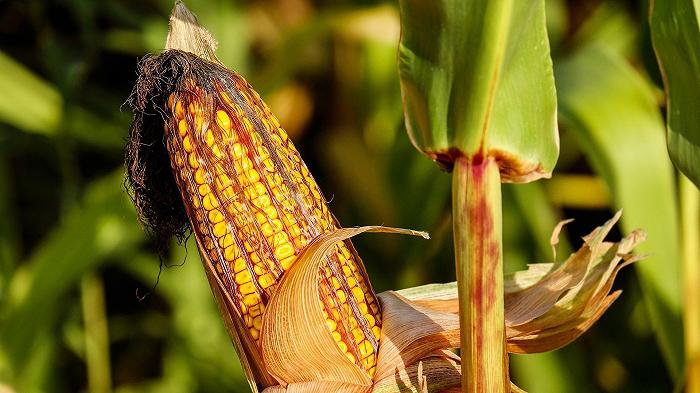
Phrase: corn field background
[{"left": 0, "top": 0, "right": 690, "bottom": 392}]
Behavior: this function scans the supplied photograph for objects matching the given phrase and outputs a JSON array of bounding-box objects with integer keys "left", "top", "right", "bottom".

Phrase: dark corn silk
[{"left": 128, "top": 51, "right": 381, "bottom": 376}]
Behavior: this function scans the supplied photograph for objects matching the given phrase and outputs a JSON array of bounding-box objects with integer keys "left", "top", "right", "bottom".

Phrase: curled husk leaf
[
  {"left": 260, "top": 226, "right": 430, "bottom": 387},
  {"left": 260, "top": 212, "right": 644, "bottom": 392},
  {"left": 403, "top": 211, "right": 646, "bottom": 354}
]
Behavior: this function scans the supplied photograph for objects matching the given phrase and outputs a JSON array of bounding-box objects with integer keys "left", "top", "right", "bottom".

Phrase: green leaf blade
[
  {"left": 555, "top": 45, "right": 684, "bottom": 378},
  {"left": 0, "top": 51, "right": 62, "bottom": 135},
  {"left": 398, "top": 0, "right": 558, "bottom": 182},
  {"left": 650, "top": 0, "right": 700, "bottom": 187}
]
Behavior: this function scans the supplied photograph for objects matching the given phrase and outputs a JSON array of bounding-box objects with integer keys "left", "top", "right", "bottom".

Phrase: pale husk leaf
[
  {"left": 504, "top": 263, "right": 556, "bottom": 295},
  {"left": 374, "top": 291, "right": 460, "bottom": 381},
  {"left": 371, "top": 356, "right": 461, "bottom": 393},
  {"left": 261, "top": 381, "right": 370, "bottom": 393},
  {"left": 506, "top": 229, "right": 646, "bottom": 339},
  {"left": 550, "top": 218, "right": 574, "bottom": 259},
  {"left": 398, "top": 282, "right": 458, "bottom": 301},
  {"left": 165, "top": 1, "right": 220, "bottom": 63},
  {"left": 260, "top": 226, "right": 428, "bottom": 386},
  {"left": 504, "top": 210, "right": 622, "bottom": 326},
  {"left": 397, "top": 261, "right": 558, "bottom": 313},
  {"left": 391, "top": 212, "right": 644, "bottom": 356},
  {"left": 507, "top": 291, "right": 621, "bottom": 353}
]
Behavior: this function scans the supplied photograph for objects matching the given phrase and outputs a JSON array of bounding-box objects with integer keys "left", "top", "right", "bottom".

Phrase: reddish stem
[{"left": 452, "top": 156, "right": 507, "bottom": 392}]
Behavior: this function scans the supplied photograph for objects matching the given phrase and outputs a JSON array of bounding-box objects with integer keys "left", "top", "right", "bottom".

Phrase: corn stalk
[
  {"left": 452, "top": 157, "right": 506, "bottom": 390},
  {"left": 398, "top": 1, "right": 557, "bottom": 391}
]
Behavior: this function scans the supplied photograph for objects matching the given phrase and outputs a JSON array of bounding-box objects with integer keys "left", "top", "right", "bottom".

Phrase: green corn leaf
[
  {"left": 555, "top": 45, "right": 683, "bottom": 379},
  {"left": 123, "top": 249, "right": 249, "bottom": 392},
  {"left": 0, "top": 51, "right": 62, "bottom": 135},
  {"left": 650, "top": 0, "right": 700, "bottom": 188},
  {"left": 398, "top": 0, "right": 558, "bottom": 182},
  {"left": 0, "top": 171, "right": 143, "bottom": 380}
]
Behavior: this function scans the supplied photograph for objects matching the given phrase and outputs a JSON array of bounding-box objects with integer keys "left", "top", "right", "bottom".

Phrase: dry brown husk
[
  {"left": 261, "top": 226, "right": 428, "bottom": 387},
  {"left": 256, "top": 212, "right": 644, "bottom": 392}
]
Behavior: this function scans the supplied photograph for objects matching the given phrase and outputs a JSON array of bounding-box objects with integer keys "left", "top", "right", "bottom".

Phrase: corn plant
[
  {"left": 124, "top": 2, "right": 646, "bottom": 392},
  {"left": 0, "top": 0, "right": 696, "bottom": 392}
]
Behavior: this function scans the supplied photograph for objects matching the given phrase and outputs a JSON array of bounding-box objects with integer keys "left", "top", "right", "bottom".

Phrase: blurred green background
[{"left": 0, "top": 0, "right": 686, "bottom": 392}]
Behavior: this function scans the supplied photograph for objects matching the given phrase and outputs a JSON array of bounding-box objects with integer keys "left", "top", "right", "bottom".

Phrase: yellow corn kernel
[
  {"left": 178, "top": 119, "right": 187, "bottom": 137},
  {"left": 174, "top": 99, "right": 185, "bottom": 119},
  {"left": 183, "top": 136, "right": 193, "bottom": 153},
  {"left": 213, "top": 221, "right": 227, "bottom": 237},
  {"left": 219, "top": 233, "right": 233, "bottom": 247},
  {"left": 326, "top": 319, "right": 337, "bottom": 332},
  {"left": 247, "top": 169, "right": 260, "bottom": 183},
  {"left": 216, "top": 174, "right": 231, "bottom": 189},
  {"left": 351, "top": 328, "right": 364, "bottom": 344},
  {"left": 208, "top": 209, "right": 224, "bottom": 224},
  {"left": 253, "top": 316, "right": 262, "bottom": 330},
  {"left": 232, "top": 143, "right": 244, "bottom": 157},
  {"left": 258, "top": 274, "right": 275, "bottom": 288},
  {"left": 241, "top": 117, "right": 253, "bottom": 132},
  {"left": 240, "top": 282, "right": 256, "bottom": 295},
  {"left": 198, "top": 184, "right": 210, "bottom": 197},
  {"left": 224, "top": 245, "right": 237, "bottom": 261},
  {"left": 352, "top": 287, "right": 365, "bottom": 302},
  {"left": 235, "top": 269, "right": 251, "bottom": 285},
  {"left": 336, "top": 289, "right": 347, "bottom": 303},
  {"left": 274, "top": 244, "right": 293, "bottom": 260},
  {"left": 212, "top": 143, "right": 224, "bottom": 159},
  {"left": 216, "top": 110, "right": 231, "bottom": 130},
  {"left": 372, "top": 326, "right": 381, "bottom": 340},
  {"left": 243, "top": 293, "right": 260, "bottom": 307},
  {"left": 261, "top": 222, "right": 275, "bottom": 237},
  {"left": 233, "top": 258, "right": 246, "bottom": 273},
  {"left": 280, "top": 256, "right": 296, "bottom": 270},
  {"left": 331, "top": 277, "right": 341, "bottom": 290},
  {"left": 195, "top": 168, "right": 206, "bottom": 184},
  {"left": 188, "top": 153, "right": 199, "bottom": 169},
  {"left": 358, "top": 340, "right": 372, "bottom": 357}
]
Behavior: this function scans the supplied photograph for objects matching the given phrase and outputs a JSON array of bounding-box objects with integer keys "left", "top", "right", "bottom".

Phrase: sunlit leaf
[
  {"left": 123, "top": 248, "right": 249, "bottom": 392},
  {"left": 572, "top": 3, "right": 638, "bottom": 59},
  {"left": 555, "top": 45, "right": 684, "bottom": 378},
  {"left": 0, "top": 51, "right": 62, "bottom": 135},
  {"left": 398, "top": 0, "right": 558, "bottom": 182},
  {"left": 650, "top": 0, "right": 700, "bottom": 187},
  {"left": 0, "top": 172, "right": 143, "bottom": 379}
]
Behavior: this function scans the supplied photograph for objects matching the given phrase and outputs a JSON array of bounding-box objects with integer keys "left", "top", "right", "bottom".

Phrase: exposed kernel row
[{"left": 164, "top": 75, "right": 382, "bottom": 376}]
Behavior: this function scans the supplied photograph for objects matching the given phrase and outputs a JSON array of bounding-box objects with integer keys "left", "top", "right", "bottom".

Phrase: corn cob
[{"left": 162, "top": 64, "right": 381, "bottom": 375}]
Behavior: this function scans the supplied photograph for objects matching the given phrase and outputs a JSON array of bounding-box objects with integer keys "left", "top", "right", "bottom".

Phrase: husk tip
[{"left": 165, "top": 0, "right": 219, "bottom": 63}]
